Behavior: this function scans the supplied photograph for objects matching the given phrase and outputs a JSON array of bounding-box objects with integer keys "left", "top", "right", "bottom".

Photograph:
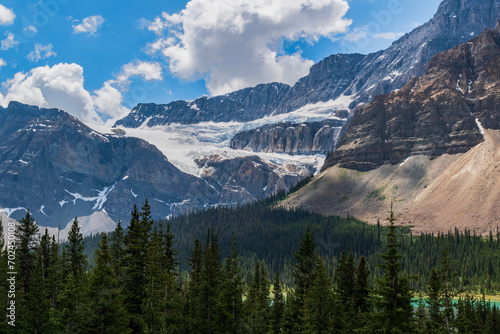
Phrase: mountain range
[
  {"left": 1, "top": 0, "right": 499, "bottom": 235},
  {"left": 284, "top": 23, "right": 500, "bottom": 234}
]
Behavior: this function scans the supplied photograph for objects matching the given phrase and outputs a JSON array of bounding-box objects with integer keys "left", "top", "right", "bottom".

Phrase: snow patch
[
  {"left": 93, "top": 183, "right": 116, "bottom": 210},
  {"left": 38, "top": 205, "right": 49, "bottom": 218},
  {"left": 456, "top": 74, "right": 464, "bottom": 94},
  {"left": 1, "top": 207, "right": 27, "bottom": 216},
  {"left": 130, "top": 189, "right": 138, "bottom": 198},
  {"left": 475, "top": 118, "right": 485, "bottom": 135},
  {"left": 399, "top": 156, "right": 411, "bottom": 167}
]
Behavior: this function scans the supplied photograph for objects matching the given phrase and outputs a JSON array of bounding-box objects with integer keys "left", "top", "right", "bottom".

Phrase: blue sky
[{"left": 0, "top": 0, "right": 441, "bottom": 124}]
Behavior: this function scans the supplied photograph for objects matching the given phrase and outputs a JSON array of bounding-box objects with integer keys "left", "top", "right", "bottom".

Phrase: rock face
[
  {"left": 323, "top": 25, "right": 500, "bottom": 171},
  {"left": 230, "top": 119, "right": 346, "bottom": 155},
  {"left": 115, "top": 83, "right": 291, "bottom": 127},
  {"left": 196, "top": 155, "right": 312, "bottom": 205},
  {"left": 0, "top": 102, "right": 312, "bottom": 230},
  {"left": 0, "top": 102, "right": 220, "bottom": 227},
  {"left": 115, "top": 0, "right": 500, "bottom": 129}
]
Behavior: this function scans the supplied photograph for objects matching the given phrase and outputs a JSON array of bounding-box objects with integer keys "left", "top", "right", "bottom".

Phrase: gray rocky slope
[{"left": 0, "top": 102, "right": 308, "bottom": 230}]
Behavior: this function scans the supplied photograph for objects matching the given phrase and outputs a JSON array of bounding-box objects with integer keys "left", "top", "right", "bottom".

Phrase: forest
[{"left": 2, "top": 195, "right": 500, "bottom": 333}]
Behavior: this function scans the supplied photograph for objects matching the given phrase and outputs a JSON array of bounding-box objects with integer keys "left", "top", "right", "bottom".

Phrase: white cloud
[
  {"left": 0, "top": 58, "right": 6, "bottom": 68},
  {"left": 1, "top": 32, "right": 18, "bottom": 50},
  {"left": 144, "top": 0, "right": 351, "bottom": 96},
  {"left": 0, "top": 61, "right": 164, "bottom": 125},
  {"left": 0, "top": 63, "right": 101, "bottom": 124},
  {"left": 344, "top": 28, "right": 368, "bottom": 42},
  {"left": 72, "top": 15, "right": 105, "bottom": 36},
  {"left": 115, "top": 60, "right": 163, "bottom": 87},
  {"left": 0, "top": 4, "right": 15, "bottom": 25},
  {"left": 374, "top": 32, "right": 404, "bottom": 40},
  {"left": 23, "top": 25, "right": 38, "bottom": 34},
  {"left": 93, "top": 81, "right": 130, "bottom": 121},
  {"left": 27, "top": 44, "right": 57, "bottom": 63}
]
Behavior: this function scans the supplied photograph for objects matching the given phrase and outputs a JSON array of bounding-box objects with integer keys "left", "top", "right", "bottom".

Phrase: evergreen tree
[
  {"left": 89, "top": 233, "right": 131, "bottom": 334},
  {"left": 309, "top": 257, "right": 333, "bottom": 334},
  {"left": 109, "top": 220, "right": 126, "bottom": 282},
  {"left": 63, "top": 218, "right": 86, "bottom": 278},
  {"left": 439, "top": 250, "right": 459, "bottom": 334},
  {"left": 199, "top": 229, "right": 223, "bottom": 333},
  {"left": 57, "top": 217, "right": 90, "bottom": 333},
  {"left": 289, "top": 225, "right": 318, "bottom": 332},
  {"left": 354, "top": 255, "right": 371, "bottom": 313},
  {"left": 426, "top": 268, "right": 444, "bottom": 333},
  {"left": 291, "top": 226, "right": 318, "bottom": 299},
  {"left": 334, "top": 250, "right": 355, "bottom": 305},
  {"left": 19, "top": 246, "right": 51, "bottom": 334},
  {"left": 16, "top": 210, "right": 39, "bottom": 294},
  {"left": 185, "top": 238, "right": 204, "bottom": 333},
  {"left": 159, "top": 224, "right": 182, "bottom": 333},
  {"left": 218, "top": 238, "right": 244, "bottom": 334},
  {"left": 269, "top": 271, "right": 285, "bottom": 334},
  {"left": 124, "top": 202, "right": 152, "bottom": 333},
  {"left": 244, "top": 262, "right": 270, "bottom": 334},
  {"left": 375, "top": 205, "right": 413, "bottom": 333}
]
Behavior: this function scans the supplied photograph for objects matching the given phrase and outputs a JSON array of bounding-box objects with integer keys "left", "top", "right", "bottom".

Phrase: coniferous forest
[{"left": 3, "top": 196, "right": 500, "bottom": 333}]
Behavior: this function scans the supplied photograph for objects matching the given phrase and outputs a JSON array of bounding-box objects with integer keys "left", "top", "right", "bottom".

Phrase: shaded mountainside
[
  {"left": 283, "top": 25, "right": 500, "bottom": 233},
  {"left": 323, "top": 25, "right": 500, "bottom": 171},
  {"left": 115, "top": 0, "right": 500, "bottom": 129},
  {"left": 0, "top": 102, "right": 218, "bottom": 227},
  {"left": 0, "top": 102, "right": 310, "bottom": 231}
]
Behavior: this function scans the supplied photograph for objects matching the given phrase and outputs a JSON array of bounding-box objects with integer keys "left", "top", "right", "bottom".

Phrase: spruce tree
[
  {"left": 269, "top": 271, "right": 285, "bottom": 334},
  {"left": 161, "top": 224, "right": 182, "bottom": 333},
  {"left": 57, "top": 217, "right": 90, "bottom": 333},
  {"left": 439, "top": 250, "right": 459, "bottom": 334},
  {"left": 89, "top": 233, "right": 131, "bottom": 334},
  {"left": 19, "top": 246, "right": 51, "bottom": 333},
  {"left": 244, "top": 262, "right": 270, "bottom": 333},
  {"left": 354, "top": 255, "right": 370, "bottom": 313},
  {"left": 218, "top": 238, "right": 244, "bottom": 334},
  {"left": 376, "top": 205, "right": 413, "bottom": 333},
  {"left": 63, "top": 218, "right": 86, "bottom": 278},
  {"left": 427, "top": 268, "right": 444, "bottom": 332},
  {"left": 109, "top": 220, "right": 126, "bottom": 282},
  {"left": 289, "top": 225, "right": 318, "bottom": 333},
  {"left": 310, "top": 257, "right": 333, "bottom": 334},
  {"left": 334, "top": 250, "right": 355, "bottom": 305},
  {"left": 124, "top": 202, "right": 152, "bottom": 333},
  {"left": 16, "top": 210, "right": 39, "bottom": 294},
  {"left": 186, "top": 238, "right": 204, "bottom": 333}
]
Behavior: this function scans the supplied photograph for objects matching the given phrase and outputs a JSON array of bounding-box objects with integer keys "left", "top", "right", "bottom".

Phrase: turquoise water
[{"left": 414, "top": 297, "right": 500, "bottom": 309}]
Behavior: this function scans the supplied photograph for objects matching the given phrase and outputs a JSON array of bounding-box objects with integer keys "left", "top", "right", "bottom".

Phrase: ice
[{"left": 86, "top": 96, "right": 350, "bottom": 177}]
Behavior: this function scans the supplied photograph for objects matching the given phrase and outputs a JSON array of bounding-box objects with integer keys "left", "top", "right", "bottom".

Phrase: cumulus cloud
[
  {"left": 0, "top": 63, "right": 101, "bottom": 124},
  {"left": 1, "top": 32, "right": 18, "bottom": 50},
  {"left": 0, "top": 4, "right": 15, "bottom": 25},
  {"left": 344, "top": 28, "right": 368, "bottom": 42},
  {"left": 143, "top": 0, "right": 351, "bottom": 96},
  {"left": 114, "top": 60, "right": 163, "bottom": 87},
  {"left": 23, "top": 25, "right": 38, "bottom": 34},
  {"left": 27, "top": 44, "right": 57, "bottom": 62},
  {"left": 0, "top": 58, "right": 6, "bottom": 68},
  {"left": 0, "top": 61, "right": 163, "bottom": 125},
  {"left": 72, "top": 15, "right": 105, "bottom": 36},
  {"left": 374, "top": 32, "right": 404, "bottom": 40}
]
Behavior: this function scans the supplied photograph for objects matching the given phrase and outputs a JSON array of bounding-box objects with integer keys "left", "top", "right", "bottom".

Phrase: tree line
[{"left": 2, "top": 200, "right": 500, "bottom": 333}]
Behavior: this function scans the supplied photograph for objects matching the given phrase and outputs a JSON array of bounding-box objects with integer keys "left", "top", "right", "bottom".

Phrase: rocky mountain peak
[{"left": 322, "top": 25, "right": 500, "bottom": 171}]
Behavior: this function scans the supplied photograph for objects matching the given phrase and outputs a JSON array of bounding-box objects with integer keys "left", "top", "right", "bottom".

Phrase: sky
[{"left": 0, "top": 0, "right": 441, "bottom": 125}]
